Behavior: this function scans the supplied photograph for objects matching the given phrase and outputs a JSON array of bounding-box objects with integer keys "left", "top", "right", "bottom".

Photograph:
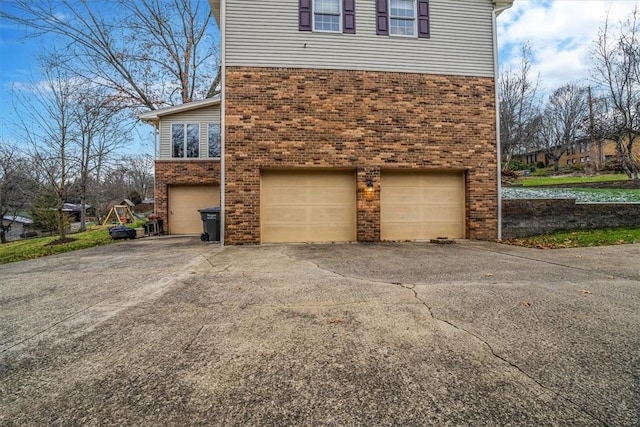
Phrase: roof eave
[
  {"left": 493, "top": 0, "right": 514, "bottom": 15},
  {"left": 208, "top": 0, "right": 220, "bottom": 26},
  {"left": 138, "top": 96, "right": 221, "bottom": 125}
]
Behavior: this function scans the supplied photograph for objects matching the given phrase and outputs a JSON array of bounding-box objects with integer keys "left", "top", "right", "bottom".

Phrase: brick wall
[
  {"left": 224, "top": 67, "right": 499, "bottom": 244},
  {"left": 502, "top": 199, "right": 640, "bottom": 238},
  {"left": 154, "top": 160, "right": 221, "bottom": 229}
]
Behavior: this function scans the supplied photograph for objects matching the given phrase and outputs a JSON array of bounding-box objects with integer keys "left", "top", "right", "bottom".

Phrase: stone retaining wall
[
  {"left": 523, "top": 180, "right": 640, "bottom": 189},
  {"left": 502, "top": 199, "right": 640, "bottom": 239}
]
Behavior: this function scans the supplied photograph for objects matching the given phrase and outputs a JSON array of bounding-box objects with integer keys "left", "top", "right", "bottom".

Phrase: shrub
[
  {"left": 507, "top": 160, "right": 530, "bottom": 171},
  {"left": 570, "top": 163, "right": 585, "bottom": 172},
  {"left": 602, "top": 158, "right": 624, "bottom": 172}
]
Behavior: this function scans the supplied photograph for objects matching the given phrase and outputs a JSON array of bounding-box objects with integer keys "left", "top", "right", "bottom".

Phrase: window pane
[
  {"left": 390, "top": 18, "right": 415, "bottom": 36},
  {"left": 390, "top": 0, "right": 415, "bottom": 18},
  {"left": 315, "top": 14, "right": 340, "bottom": 31},
  {"left": 314, "top": 0, "right": 340, "bottom": 14},
  {"left": 186, "top": 124, "right": 199, "bottom": 158},
  {"left": 172, "top": 124, "right": 184, "bottom": 158},
  {"left": 208, "top": 124, "right": 221, "bottom": 158}
]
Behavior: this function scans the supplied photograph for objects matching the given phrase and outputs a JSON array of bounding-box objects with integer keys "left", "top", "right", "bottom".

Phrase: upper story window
[
  {"left": 172, "top": 123, "right": 199, "bottom": 158},
  {"left": 299, "top": 0, "right": 355, "bottom": 34},
  {"left": 390, "top": 0, "right": 417, "bottom": 36},
  {"left": 315, "top": 0, "right": 341, "bottom": 32},
  {"left": 376, "top": 0, "right": 430, "bottom": 38},
  {"left": 208, "top": 124, "right": 221, "bottom": 158}
]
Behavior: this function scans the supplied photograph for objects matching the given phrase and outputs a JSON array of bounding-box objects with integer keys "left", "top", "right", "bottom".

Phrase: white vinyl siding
[
  {"left": 224, "top": 0, "right": 495, "bottom": 77},
  {"left": 158, "top": 104, "right": 221, "bottom": 159}
]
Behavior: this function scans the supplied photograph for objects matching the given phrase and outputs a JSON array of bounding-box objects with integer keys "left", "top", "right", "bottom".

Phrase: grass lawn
[
  {"left": 503, "top": 227, "right": 640, "bottom": 249},
  {"left": 0, "top": 227, "right": 117, "bottom": 265},
  {"left": 517, "top": 173, "right": 629, "bottom": 187}
]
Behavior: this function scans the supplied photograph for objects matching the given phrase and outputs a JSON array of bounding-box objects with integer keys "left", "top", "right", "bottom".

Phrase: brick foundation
[
  {"left": 224, "top": 67, "right": 499, "bottom": 244},
  {"left": 154, "top": 160, "right": 221, "bottom": 231}
]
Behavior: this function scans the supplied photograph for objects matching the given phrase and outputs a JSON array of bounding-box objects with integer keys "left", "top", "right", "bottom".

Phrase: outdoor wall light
[{"left": 365, "top": 179, "right": 374, "bottom": 192}]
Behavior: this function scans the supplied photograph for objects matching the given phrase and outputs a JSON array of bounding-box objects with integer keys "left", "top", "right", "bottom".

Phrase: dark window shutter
[
  {"left": 417, "top": 0, "right": 430, "bottom": 38},
  {"left": 343, "top": 0, "right": 356, "bottom": 34},
  {"left": 299, "top": 0, "right": 312, "bottom": 31},
  {"left": 376, "top": 0, "right": 388, "bottom": 35}
]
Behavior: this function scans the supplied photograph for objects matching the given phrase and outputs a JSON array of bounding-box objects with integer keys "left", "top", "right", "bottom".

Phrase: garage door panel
[
  {"left": 262, "top": 170, "right": 356, "bottom": 243},
  {"left": 310, "top": 206, "right": 353, "bottom": 223},
  {"left": 263, "top": 188, "right": 351, "bottom": 206},
  {"left": 420, "top": 188, "right": 459, "bottom": 203},
  {"left": 381, "top": 171, "right": 465, "bottom": 241},
  {"left": 262, "top": 207, "right": 309, "bottom": 223},
  {"left": 382, "top": 205, "right": 422, "bottom": 222},
  {"left": 263, "top": 224, "right": 354, "bottom": 243},
  {"left": 168, "top": 185, "right": 220, "bottom": 234}
]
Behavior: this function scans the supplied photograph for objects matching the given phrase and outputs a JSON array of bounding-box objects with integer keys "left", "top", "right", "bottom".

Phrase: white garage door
[
  {"left": 381, "top": 171, "right": 465, "bottom": 241},
  {"left": 261, "top": 170, "right": 356, "bottom": 243},
  {"left": 168, "top": 185, "right": 220, "bottom": 234}
]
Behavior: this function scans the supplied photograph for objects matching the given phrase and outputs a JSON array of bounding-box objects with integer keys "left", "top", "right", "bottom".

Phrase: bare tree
[
  {"left": 0, "top": 143, "right": 34, "bottom": 243},
  {"left": 591, "top": 5, "right": 640, "bottom": 179},
  {"left": 0, "top": 0, "right": 218, "bottom": 111},
  {"left": 73, "top": 84, "right": 132, "bottom": 231},
  {"left": 499, "top": 43, "right": 542, "bottom": 170},
  {"left": 15, "top": 61, "right": 79, "bottom": 240},
  {"left": 121, "top": 154, "right": 155, "bottom": 201},
  {"left": 538, "top": 84, "right": 589, "bottom": 171}
]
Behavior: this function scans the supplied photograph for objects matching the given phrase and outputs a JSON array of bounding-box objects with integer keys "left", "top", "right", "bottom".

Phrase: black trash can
[{"left": 198, "top": 207, "right": 220, "bottom": 242}]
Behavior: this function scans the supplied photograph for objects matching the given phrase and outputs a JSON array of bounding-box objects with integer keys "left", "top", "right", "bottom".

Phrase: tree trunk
[
  {"left": 80, "top": 195, "right": 87, "bottom": 232},
  {"left": 57, "top": 208, "right": 66, "bottom": 240}
]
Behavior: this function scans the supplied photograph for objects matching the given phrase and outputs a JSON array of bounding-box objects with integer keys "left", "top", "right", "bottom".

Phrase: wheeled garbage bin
[{"left": 198, "top": 207, "right": 220, "bottom": 242}]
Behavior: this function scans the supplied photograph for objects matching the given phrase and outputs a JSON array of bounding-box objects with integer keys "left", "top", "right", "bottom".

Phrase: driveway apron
[{"left": 1, "top": 238, "right": 638, "bottom": 426}]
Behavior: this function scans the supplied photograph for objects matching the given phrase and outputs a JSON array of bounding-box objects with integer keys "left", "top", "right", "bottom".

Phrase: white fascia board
[
  {"left": 493, "top": 0, "right": 514, "bottom": 15},
  {"left": 138, "top": 96, "right": 221, "bottom": 124}
]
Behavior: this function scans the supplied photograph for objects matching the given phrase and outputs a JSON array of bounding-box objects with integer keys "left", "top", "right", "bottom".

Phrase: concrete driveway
[{"left": 1, "top": 238, "right": 638, "bottom": 426}]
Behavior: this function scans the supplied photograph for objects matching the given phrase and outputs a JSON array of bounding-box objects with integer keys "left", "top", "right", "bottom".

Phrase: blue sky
[
  {"left": 1, "top": 0, "right": 638, "bottom": 146},
  {"left": 497, "top": 0, "right": 639, "bottom": 94}
]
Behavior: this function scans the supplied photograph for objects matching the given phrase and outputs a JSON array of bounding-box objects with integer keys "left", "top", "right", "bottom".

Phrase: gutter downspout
[
  {"left": 219, "top": 0, "right": 226, "bottom": 246},
  {"left": 154, "top": 125, "right": 159, "bottom": 215},
  {"left": 492, "top": 2, "right": 512, "bottom": 240}
]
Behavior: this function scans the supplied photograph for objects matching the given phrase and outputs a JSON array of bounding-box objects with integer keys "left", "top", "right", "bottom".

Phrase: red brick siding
[
  {"left": 154, "top": 160, "right": 221, "bottom": 230},
  {"left": 224, "top": 67, "right": 499, "bottom": 244}
]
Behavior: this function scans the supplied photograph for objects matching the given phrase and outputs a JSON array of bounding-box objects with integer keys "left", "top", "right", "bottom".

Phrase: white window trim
[
  {"left": 313, "top": 0, "right": 342, "bottom": 33},
  {"left": 389, "top": 0, "right": 417, "bottom": 38},
  {"left": 171, "top": 122, "right": 201, "bottom": 159}
]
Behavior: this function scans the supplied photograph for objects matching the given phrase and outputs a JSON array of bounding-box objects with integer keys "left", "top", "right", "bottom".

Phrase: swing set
[{"left": 102, "top": 204, "right": 137, "bottom": 226}]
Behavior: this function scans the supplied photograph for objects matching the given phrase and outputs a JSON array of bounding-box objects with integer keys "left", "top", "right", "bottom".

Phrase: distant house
[
  {"left": 2, "top": 215, "right": 35, "bottom": 241},
  {"left": 142, "top": 0, "right": 513, "bottom": 243},
  {"left": 517, "top": 134, "right": 640, "bottom": 170},
  {"left": 62, "top": 203, "right": 94, "bottom": 222}
]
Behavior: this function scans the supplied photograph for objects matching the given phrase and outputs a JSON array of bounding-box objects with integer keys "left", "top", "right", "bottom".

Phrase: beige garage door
[
  {"left": 381, "top": 171, "right": 465, "bottom": 241},
  {"left": 168, "top": 185, "right": 220, "bottom": 234},
  {"left": 261, "top": 170, "right": 356, "bottom": 243}
]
